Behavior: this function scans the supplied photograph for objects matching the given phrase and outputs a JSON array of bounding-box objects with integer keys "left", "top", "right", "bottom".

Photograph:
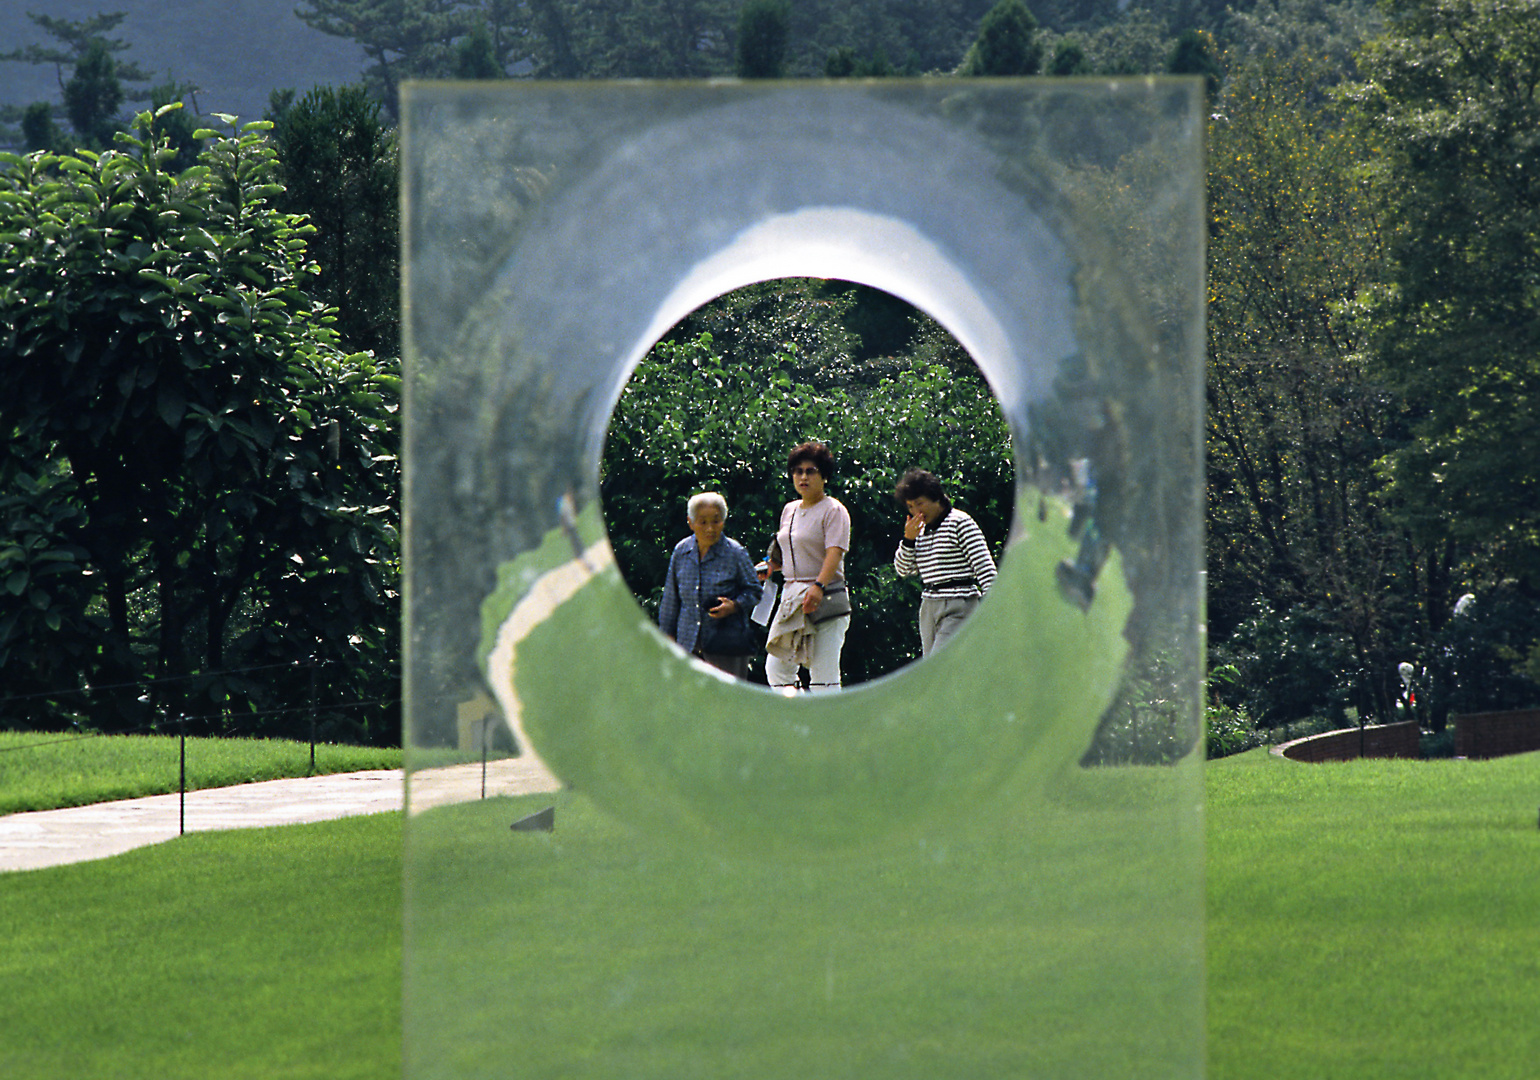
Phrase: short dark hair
[
  {"left": 787, "top": 441, "right": 834, "bottom": 480},
  {"left": 895, "top": 467, "right": 948, "bottom": 507}
]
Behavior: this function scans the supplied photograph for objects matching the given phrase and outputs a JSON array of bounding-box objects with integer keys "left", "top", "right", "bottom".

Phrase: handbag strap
[
  {"left": 789, "top": 502, "right": 842, "bottom": 591},
  {"left": 787, "top": 503, "right": 797, "bottom": 581}
]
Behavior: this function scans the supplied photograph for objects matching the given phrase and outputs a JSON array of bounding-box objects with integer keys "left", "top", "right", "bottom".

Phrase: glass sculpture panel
[{"left": 402, "top": 79, "right": 1206, "bottom": 1080}]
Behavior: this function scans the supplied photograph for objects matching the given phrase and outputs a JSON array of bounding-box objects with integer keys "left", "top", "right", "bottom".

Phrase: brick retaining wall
[
  {"left": 1453, "top": 708, "right": 1540, "bottom": 760},
  {"left": 1273, "top": 721, "right": 1421, "bottom": 763}
]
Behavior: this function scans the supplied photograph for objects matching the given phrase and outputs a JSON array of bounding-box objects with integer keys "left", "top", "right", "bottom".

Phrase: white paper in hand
[{"left": 750, "top": 582, "right": 779, "bottom": 627}]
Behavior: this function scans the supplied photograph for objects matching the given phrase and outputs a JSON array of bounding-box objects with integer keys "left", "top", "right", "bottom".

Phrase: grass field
[
  {"left": 406, "top": 772, "right": 1203, "bottom": 1080},
  {"left": 0, "top": 731, "right": 403, "bottom": 815},
  {"left": 1, "top": 749, "right": 1537, "bottom": 1078},
  {"left": 1206, "top": 750, "right": 1540, "bottom": 1079},
  {"left": 0, "top": 812, "right": 402, "bottom": 1080}
]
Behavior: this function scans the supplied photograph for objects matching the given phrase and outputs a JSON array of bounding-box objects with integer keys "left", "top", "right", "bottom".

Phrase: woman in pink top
[{"left": 764, "top": 441, "right": 852, "bottom": 691}]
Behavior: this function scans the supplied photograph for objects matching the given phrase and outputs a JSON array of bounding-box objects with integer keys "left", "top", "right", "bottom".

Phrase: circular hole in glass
[{"left": 599, "top": 277, "right": 1015, "bottom": 689}]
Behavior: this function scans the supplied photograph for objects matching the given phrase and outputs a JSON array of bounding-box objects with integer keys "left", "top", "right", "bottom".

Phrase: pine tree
[
  {"left": 737, "top": 0, "right": 790, "bottom": 78},
  {"left": 961, "top": 0, "right": 1043, "bottom": 76}
]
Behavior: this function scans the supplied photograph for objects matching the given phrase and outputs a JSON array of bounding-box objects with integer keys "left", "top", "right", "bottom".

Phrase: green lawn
[
  {"left": 1, "top": 749, "right": 1536, "bottom": 1078},
  {"left": 0, "top": 812, "right": 401, "bottom": 1080},
  {"left": 406, "top": 776, "right": 1202, "bottom": 1080},
  {"left": 0, "top": 731, "right": 403, "bottom": 815},
  {"left": 1206, "top": 750, "right": 1540, "bottom": 1079}
]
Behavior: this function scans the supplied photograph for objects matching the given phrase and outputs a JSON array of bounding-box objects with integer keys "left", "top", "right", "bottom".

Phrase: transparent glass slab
[{"left": 402, "top": 79, "right": 1205, "bottom": 1080}]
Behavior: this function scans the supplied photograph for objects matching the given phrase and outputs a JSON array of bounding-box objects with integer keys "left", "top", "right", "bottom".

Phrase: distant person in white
[{"left": 893, "top": 468, "right": 997, "bottom": 656}]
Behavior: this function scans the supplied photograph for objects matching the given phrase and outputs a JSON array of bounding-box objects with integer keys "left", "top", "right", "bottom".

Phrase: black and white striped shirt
[{"left": 893, "top": 507, "right": 997, "bottom": 598}]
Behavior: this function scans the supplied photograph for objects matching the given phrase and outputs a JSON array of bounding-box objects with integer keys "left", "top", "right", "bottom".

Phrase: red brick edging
[
  {"left": 1271, "top": 721, "right": 1421, "bottom": 763},
  {"left": 1453, "top": 709, "right": 1540, "bottom": 760}
]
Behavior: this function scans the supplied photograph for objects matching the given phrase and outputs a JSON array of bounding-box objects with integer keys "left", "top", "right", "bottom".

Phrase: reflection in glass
[
  {"left": 601, "top": 280, "right": 1013, "bottom": 688},
  {"left": 404, "top": 80, "right": 1205, "bottom": 1079}
]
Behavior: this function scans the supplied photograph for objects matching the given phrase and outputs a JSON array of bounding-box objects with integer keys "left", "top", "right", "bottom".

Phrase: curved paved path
[{"left": 0, "top": 756, "right": 561, "bottom": 874}]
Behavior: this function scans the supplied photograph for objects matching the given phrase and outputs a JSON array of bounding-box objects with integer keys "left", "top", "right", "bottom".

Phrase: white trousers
[{"left": 765, "top": 615, "right": 849, "bottom": 692}]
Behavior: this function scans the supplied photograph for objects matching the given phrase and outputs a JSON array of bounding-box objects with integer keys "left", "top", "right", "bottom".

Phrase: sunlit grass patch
[
  {"left": 0, "top": 812, "right": 402, "bottom": 1080},
  {"left": 3, "top": 752, "right": 1536, "bottom": 1078},
  {"left": 0, "top": 732, "right": 403, "bottom": 815},
  {"left": 1206, "top": 749, "right": 1540, "bottom": 1080}
]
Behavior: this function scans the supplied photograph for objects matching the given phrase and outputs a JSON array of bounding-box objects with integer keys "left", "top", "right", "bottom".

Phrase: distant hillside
[{"left": 0, "top": 0, "right": 370, "bottom": 127}]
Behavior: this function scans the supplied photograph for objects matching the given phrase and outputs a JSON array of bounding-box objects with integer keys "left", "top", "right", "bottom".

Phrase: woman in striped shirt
[{"left": 893, "top": 468, "right": 997, "bottom": 656}]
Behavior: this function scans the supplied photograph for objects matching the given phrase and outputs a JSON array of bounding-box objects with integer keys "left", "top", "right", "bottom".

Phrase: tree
[
  {"left": 1218, "top": 0, "right": 1382, "bottom": 73},
  {"left": 736, "top": 0, "right": 790, "bottom": 77},
  {"left": 1166, "top": 28, "right": 1222, "bottom": 97},
  {"left": 0, "top": 11, "right": 153, "bottom": 148},
  {"left": 824, "top": 46, "right": 861, "bottom": 76},
  {"left": 295, "top": 0, "right": 485, "bottom": 118},
  {"left": 1048, "top": 38, "right": 1093, "bottom": 74},
  {"left": 295, "top": 0, "right": 1014, "bottom": 83},
  {"left": 526, "top": 0, "right": 584, "bottom": 77},
  {"left": 661, "top": 279, "right": 860, "bottom": 385},
  {"left": 824, "top": 44, "right": 901, "bottom": 77},
  {"left": 581, "top": 0, "right": 736, "bottom": 78},
  {"left": 0, "top": 11, "right": 152, "bottom": 90},
  {"left": 456, "top": 20, "right": 503, "bottom": 78},
  {"left": 961, "top": 0, "right": 1043, "bottom": 75},
  {"left": 266, "top": 86, "right": 401, "bottom": 357},
  {"left": 1202, "top": 53, "right": 1449, "bottom": 727},
  {"left": 1075, "top": 7, "right": 1175, "bottom": 74},
  {"left": 1019, "top": 0, "right": 1130, "bottom": 32},
  {"left": 1346, "top": 0, "right": 1540, "bottom": 590},
  {"left": 19, "top": 102, "right": 66, "bottom": 152},
  {"left": 0, "top": 111, "right": 400, "bottom": 740},
  {"left": 791, "top": 0, "right": 996, "bottom": 76},
  {"left": 60, "top": 40, "right": 125, "bottom": 149}
]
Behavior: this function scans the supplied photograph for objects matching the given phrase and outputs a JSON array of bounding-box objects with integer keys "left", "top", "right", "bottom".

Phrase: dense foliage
[
  {"left": 960, "top": 0, "right": 1044, "bottom": 75},
  {"left": 0, "top": 12, "right": 152, "bottom": 151},
  {"left": 0, "top": 112, "right": 400, "bottom": 741},
  {"left": 266, "top": 85, "right": 400, "bottom": 357},
  {"left": 5, "top": 0, "right": 1539, "bottom": 746},
  {"left": 1200, "top": 1, "right": 1540, "bottom": 731},
  {"left": 1348, "top": 0, "right": 1540, "bottom": 591},
  {"left": 736, "top": 0, "right": 791, "bottom": 78},
  {"left": 1203, "top": 52, "right": 1414, "bottom": 726},
  {"left": 290, "top": 0, "right": 1369, "bottom": 89}
]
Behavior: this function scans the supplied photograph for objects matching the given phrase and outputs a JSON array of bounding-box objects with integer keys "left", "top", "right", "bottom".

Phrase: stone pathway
[{"left": 0, "top": 757, "right": 561, "bottom": 874}]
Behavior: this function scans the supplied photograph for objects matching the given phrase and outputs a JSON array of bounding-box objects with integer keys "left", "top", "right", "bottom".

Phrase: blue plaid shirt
[{"left": 658, "top": 535, "right": 762, "bottom": 654}]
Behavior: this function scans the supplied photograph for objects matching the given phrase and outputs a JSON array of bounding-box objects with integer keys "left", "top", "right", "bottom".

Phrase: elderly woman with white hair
[{"left": 658, "top": 491, "right": 763, "bottom": 679}]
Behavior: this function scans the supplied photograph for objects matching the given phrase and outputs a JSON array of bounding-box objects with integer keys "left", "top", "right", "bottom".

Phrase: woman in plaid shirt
[{"left": 658, "top": 491, "right": 763, "bottom": 679}]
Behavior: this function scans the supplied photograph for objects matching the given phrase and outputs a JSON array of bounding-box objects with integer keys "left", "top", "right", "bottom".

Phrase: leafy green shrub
[
  {"left": 0, "top": 111, "right": 399, "bottom": 740},
  {"left": 1419, "top": 727, "right": 1457, "bottom": 758},
  {"left": 1082, "top": 636, "right": 1202, "bottom": 766},
  {"left": 1205, "top": 664, "right": 1260, "bottom": 759},
  {"left": 1212, "top": 602, "right": 1356, "bottom": 729}
]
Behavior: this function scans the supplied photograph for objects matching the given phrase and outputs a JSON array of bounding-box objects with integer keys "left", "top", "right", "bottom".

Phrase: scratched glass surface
[{"left": 402, "top": 80, "right": 1205, "bottom": 1080}]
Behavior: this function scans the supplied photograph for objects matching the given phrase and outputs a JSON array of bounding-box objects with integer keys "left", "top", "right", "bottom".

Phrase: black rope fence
[
  {"left": 0, "top": 694, "right": 400, "bottom": 755},
  {"left": 4, "top": 653, "right": 403, "bottom": 754},
  {"left": 0, "top": 659, "right": 331, "bottom": 706}
]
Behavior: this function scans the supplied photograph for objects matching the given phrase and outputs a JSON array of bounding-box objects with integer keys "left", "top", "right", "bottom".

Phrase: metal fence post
[
  {"left": 309, "top": 655, "right": 319, "bottom": 775},
  {"left": 179, "top": 712, "right": 187, "bottom": 836}
]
